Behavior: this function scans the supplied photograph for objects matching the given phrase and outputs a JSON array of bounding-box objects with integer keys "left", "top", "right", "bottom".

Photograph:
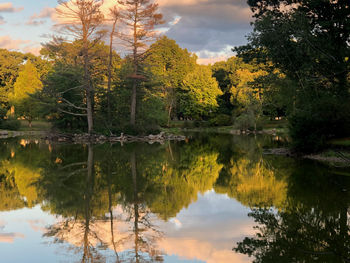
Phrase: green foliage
[
  {"left": 10, "top": 61, "right": 44, "bottom": 126},
  {"left": 289, "top": 96, "right": 350, "bottom": 153},
  {"left": 209, "top": 114, "right": 232, "bottom": 126},
  {"left": 0, "top": 118, "right": 21, "bottom": 130},
  {"left": 42, "top": 62, "right": 86, "bottom": 131},
  {"left": 179, "top": 65, "right": 222, "bottom": 120},
  {"left": 144, "top": 36, "right": 197, "bottom": 123},
  {"left": 234, "top": 112, "right": 255, "bottom": 131},
  {"left": 239, "top": 0, "right": 350, "bottom": 152}
]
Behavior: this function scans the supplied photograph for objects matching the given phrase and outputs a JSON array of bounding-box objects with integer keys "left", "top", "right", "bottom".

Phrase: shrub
[
  {"left": 289, "top": 96, "right": 350, "bottom": 153},
  {"left": 0, "top": 118, "right": 21, "bottom": 131},
  {"left": 209, "top": 114, "right": 232, "bottom": 126},
  {"left": 234, "top": 112, "right": 255, "bottom": 131}
]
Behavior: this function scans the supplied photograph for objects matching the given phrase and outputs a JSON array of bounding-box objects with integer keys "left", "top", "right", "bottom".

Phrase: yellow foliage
[
  {"left": 217, "top": 158, "right": 287, "bottom": 209},
  {"left": 4, "top": 162, "right": 41, "bottom": 207},
  {"left": 10, "top": 61, "right": 43, "bottom": 103},
  {"left": 231, "top": 68, "right": 268, "bottom": 105}
]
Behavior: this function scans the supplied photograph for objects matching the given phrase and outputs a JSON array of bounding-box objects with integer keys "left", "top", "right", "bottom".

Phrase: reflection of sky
[
  {"left": 0, "top": 206, "right": 80, "bottom": 263},
  {"left": 0, "top": 191, "right": 254, "bottom": 263}
]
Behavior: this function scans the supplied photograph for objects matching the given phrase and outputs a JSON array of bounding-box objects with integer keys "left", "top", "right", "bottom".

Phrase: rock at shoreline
[{"left": 44, "top": 132, "right": 186, "bottom": 144}]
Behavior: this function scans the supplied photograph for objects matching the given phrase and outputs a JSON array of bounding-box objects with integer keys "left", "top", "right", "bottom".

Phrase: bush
[
  {"left": 234, "top": 113, "right": 255, "bottom": 131},
  {"left": 194, "top": 120, "right": 201, "bottom": 127},
  {"left": 209, "top": 114, "right": 232, "bottom": 126},
  {"left": 183, "top": 121, "right": 194, "bottom": 128},
  {"left": 0, "top": 118, "right": 21, "bottom": 131},
  {"left": 289, "top": 96, "right": 350, "bottom": 153}
]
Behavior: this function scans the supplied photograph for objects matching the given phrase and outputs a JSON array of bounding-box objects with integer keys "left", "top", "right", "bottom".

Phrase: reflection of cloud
[
  {"left": 0, "top": 15, "right": 5, "bottom": 25},
  {"left": 160, "top": 238, "right": 250, "bottom": 263},
  {"left": 28, "top": 219, "right": 46, "bottom": 233},
  {"left": 169, "top": 218, "right": 182, "bottom": 229},
  {"left": 0, "top": 219, "right": 6, "bottom": 228},
  {"left": 0, "top": 233, "right": 25, "bottom": 243},
  {"left": 49, "top": 192, "right": 255, "bottom": 262}
]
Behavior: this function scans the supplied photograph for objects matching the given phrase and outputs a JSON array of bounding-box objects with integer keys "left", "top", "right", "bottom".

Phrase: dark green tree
[{"left": 237, "top": 0, "right": 350, "bottom": 152}]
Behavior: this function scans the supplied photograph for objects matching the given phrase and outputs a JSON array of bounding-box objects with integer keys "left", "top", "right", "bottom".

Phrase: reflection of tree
[
  {"left": 42, "top": 144, "right": 109, "bottom": 263},
  {"left": 215, "top": 157, "right": 287, "bottom": 208},
  {"left": 117, "top": 151, "right": 163, "bottom": 263},
  {"left": 213, "top": 134, "right": 290, "bottom": 209},
  {"left": 0, "top": 173, "right": 26, "bottom": 211},
  {"left": 234, "top": 170, "right": 350, "bottom": 262},
  {"left": 145, "top": 141, "right": 223, "bottom": 220},
  {"left": 0, "top": 138, "right": 49, "bottom": 210}
]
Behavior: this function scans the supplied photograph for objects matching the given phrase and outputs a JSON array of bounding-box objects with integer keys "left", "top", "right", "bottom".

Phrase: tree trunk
[
  {"left": 84, "top": 48, "right": 93, "bottom": 135},
  {"left": 130, "top": 151, "right": 140, "bottom": 262},
  {"left": 167, "top": 104, "right": 172, "bottom": 127},
  {"left": 83, "top": 144, "right": 94, "bottom": 261},
  {"left": 130, "top": 1, "right": 138, "bottom": 127},
  {"left": 130, "top": 80, "right": 137, "bottom": 126},
  {"left": 108, "top": 18, "right": 118, "bottom": 126}
]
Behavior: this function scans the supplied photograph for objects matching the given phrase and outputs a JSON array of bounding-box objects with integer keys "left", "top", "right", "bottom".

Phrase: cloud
[
  {"left": 27, "top": 7, "right": 55, "bottom": 26},
  {"left": 0, "top": 2, "right": 23, "bottom": 13},
  {"left": 23, "top": 45, "right": 41, "bottom": 55},
  {"left": 157, "top": 0, "right": 252, "bottom": 60},
  {"left": 0, "top": 35, "right": 30, "bottom": 50},
  {"left": 0, "top": 15, "right": 5, "bottom": 25},
  {"left": 50, "top": 0, "right": 252, "bottom": 61}
]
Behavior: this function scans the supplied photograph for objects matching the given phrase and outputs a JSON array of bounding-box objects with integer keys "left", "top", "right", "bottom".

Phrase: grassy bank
[
  {"left": 162, "top": 119, "right": 289, "bottom": 135},
  {"left": 18, "top": 120, "right": 52, "bottom": 131}
]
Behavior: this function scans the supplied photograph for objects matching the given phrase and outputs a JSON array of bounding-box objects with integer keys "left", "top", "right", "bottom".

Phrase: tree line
[{"left": 0, "top": 0, "right": 349, "bottom": 152}]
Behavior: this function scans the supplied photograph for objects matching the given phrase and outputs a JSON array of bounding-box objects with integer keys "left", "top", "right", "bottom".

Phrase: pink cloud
[
  {"left": 0, "top": 2, "right": 23, "bottom": 13},
  {"left": 0, "top": 232, "right": 25, "bottom": 243},
  {"left": 27, "top": 7, "right": 55, "bottom": 26},
  {"left": 0, "top": 35, "right": 30, "bottom": 50},
  {"left": 197, "top": 56, "right": 228, "bottom": 65}
]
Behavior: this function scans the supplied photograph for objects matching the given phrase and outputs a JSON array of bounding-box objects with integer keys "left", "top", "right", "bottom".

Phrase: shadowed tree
[
  {"left": 118, "top": 0, "right": 164, "bottom": 126},
  {"left": 55, "top": 0, "right": 106, "bottom": 134},
  {"left": 106, "top": 6, "right": 121, "bottom": 129}
]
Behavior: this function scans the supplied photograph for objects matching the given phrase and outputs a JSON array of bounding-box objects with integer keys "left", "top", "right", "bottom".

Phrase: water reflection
[
  {"left": 0, "top": 135, "right": 349, "bottom": 262},
  {"left": 234, "top": 165, "right": 350, "bottom": 262}
]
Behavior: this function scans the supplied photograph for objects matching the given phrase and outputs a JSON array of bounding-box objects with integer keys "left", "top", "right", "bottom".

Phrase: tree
[
  {"left": 106, "top": 6, "right": 120, "bottom": 128},
  {"left": 144, "top": 36, "right": 197, "bottom": 125},
  {"left": 239, "top": 0, "right": 350, "bottom": 151},
  {"left": 55, "top": 0, "right": 106, "bottom": 134},
  {"left": 179, "top": 65, "right": 222, "bottom": 120},
  {"left": 11, "top": 61, "right": 43, "bottom": 127},
  {"left": 118, "top": 0, "right": 164, "bottom": 126},
  {"left": 0, "top": 49, "right": 46, "bottom": 117}
]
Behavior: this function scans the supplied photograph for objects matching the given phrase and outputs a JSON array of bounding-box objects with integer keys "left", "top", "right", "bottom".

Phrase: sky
[{"left": 0, "top": 0, "right": 253, "bottom": 64}]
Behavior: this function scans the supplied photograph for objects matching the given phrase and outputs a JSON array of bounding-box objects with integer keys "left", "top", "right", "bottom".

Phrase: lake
[{"left": 0, "top": 134, "right": 349, "bottom": 263}]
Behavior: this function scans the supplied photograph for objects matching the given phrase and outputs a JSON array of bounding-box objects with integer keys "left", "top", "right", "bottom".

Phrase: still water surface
[{"left": 0, "top": 134, "right": 349, "bottom": 262}]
